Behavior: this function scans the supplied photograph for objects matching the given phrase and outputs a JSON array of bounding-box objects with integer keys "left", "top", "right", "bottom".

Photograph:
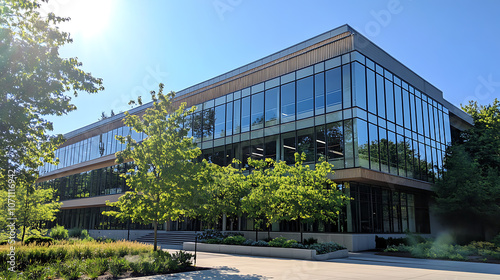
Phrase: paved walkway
[{"left": 126, "top": 248, "right": 500, "bottom": 280}]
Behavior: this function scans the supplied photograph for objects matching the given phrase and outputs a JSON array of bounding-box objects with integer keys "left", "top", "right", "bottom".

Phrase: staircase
[{"left": 135, "top": 231, "right": 196, "bottom": 246}]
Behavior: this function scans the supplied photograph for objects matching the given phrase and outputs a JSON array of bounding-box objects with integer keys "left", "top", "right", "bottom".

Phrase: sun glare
[{"left": 41, "top": 0, "right": 115, "bottom": 38}]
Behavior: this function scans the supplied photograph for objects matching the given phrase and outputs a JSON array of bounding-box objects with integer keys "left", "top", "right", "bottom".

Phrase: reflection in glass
[
  {"left": 264, "top": 135, "right": 278, "bottom": 161},
  {"left": 297, "top": 76, "right": 314, "bottom": 120},
  {"left": 282, "top": 132, "right": 296, "bottom": 164},
  {"left": 315, "top": 73, "right": 325, "bottom": 115},
  {"left": 251, "top": 92, "right": 264, "bottom": 130},
  {"left": 327, "top": 121, "right": 344, "bottom": 168},
  {"left": 251, "top": 138, "right": 264, "bottom": 160},
  {"left": 315, "top": 125, "right": 326, "bottom": 161},
  {"left": 385, "top": 79, "right": 394, "bottom": 123},
  {"left": 342, "top": 64, "right": 351, "bottom": 109},
  {"left": 376, "top": 74, "right": 385, "bottom": 118},
  {"left": 369, "top": 123, "right": 378, "bottom": 171},
  {"left": 202, "top": 108, "right": 215, "bottom": 141},
  {"left": 214, "top": 105, "right": 226, "bottom": 139},
  {"left": 281, "top": 82, "right": 295, "bottom": 123},
  {"left": 265, "top": 87, "right": 279, "bottom": 126},
  {"left": 297, "top": 128, "right": 315, "bottom": 163},
  {"left": 356, "top": 119, "right": 369, "bottom": 168},
  {"left": 241, "top": 97, "right": 250, "bottom": 132},
  {"left": 226, "top": 102, "right": 233, "bottom": 136},
  {"left": 326, "top": 67, "right": 342, "bottom": 112},
  {"left": 233, "top": 99, "right": 241, "bottom": 134},
  {"left": 352, "top": 62, "right": 366, "bottom": 110},
  {"left": 367, "top": 69, "right": 376, "bottom": 114}
]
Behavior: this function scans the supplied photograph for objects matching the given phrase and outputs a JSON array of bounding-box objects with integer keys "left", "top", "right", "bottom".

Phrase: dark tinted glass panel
[
  {"left": 226, "top": 102, "right": 233, "bottom": 136},
  {"left": 281, "top": 82, "right": 295, "bottom": 123},
  {"left": 296, "top": 76, "right": 314, "bottom": 119},
  {"left": 264, "top": 135, "right": 278, "bottom": 160},
  {"left": 233, "top": 99, "right": 241, "bottom": 134},
  {"left": 376, "top": 74, "right": 385, "bottom": 118},
  {"left": 192, "top": 112, "right": 203, "bottom": 140},
  {"left": 203, "top": 108, "right": 215, "bottom": 141},
  {"left": 241, "top": 97, "right": 250, "bottom": 132},
  {"left": 315, "top": 73, "right": 325, "bottom": 115},
  {"left": 326, "top": 67, "right": 342, "bottom": 112},
  {"left": 403, "top": 90, "right": 411, "bottom": 129},
  {"left": 422, "top": 101, "right": 430, "bottom": 138},
  {"left": 265, "top": 87, "right": 279, "bottom": 126},
  {"left": 379, "top": 127, "right": 389, "bottom": 173},
  {"left": 357, "top": 119, "right": 369, "bottom": 168},
  {"left": 344, "top": 119, "right": 354, "bottom": 168},
  {"left": 388, "top": 131, "right": 397, "bottom": 175},
  {"left": 251, "top": 92, "right": 264, "bottom": 130},
  {"left": 342, "top": 64, "right": 351, "bottom": 109},
  {"left": 214, "top": 105, "right": 226, "bottom": 139},
  {"left": 369, "top": 123, "right": 379, "bottom": 170},
  {"left": 394, "top": 86, "right": 403, "bottom": 126},
  {"left": 367, "top": 69, "right": 376, "bottom": 114},
  {"left": 213, "top": 146, "right": 225, "bottom": 166},
  {"left": 315, "top": 125, "right": 326, "bottom": 161},
  {"left": 385, "top": 79, "right": 394, "bottom": 123},
  {"left": 353, "top": 62, "right": 366, "bottom": 110},
  {"left": 416, "top": 97, "right": 423, "bottom": 135},
  {"left": 297, "top": 128, "right": 315, "bottom": 163},
  {"left": 282, "top": 132, "right": 296, "bottom": 164},
  {"left": 326, "top": 121, "right": 344, "bottom": 168},
  {"left": 251, "top": 138, "right": 265, "bottom": 160}
]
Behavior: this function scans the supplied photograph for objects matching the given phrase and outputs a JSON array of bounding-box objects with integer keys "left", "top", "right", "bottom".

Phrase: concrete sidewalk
[{"left": 126, "top": 250, "right": 500, "bottom": 279}]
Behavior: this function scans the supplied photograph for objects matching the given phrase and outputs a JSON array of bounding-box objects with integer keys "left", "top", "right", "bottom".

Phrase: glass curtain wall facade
[{"left": 43, "top": 49, "right": 450, "bottom": 234}]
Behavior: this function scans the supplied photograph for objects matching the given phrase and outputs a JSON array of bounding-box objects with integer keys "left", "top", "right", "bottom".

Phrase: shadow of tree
[{"left": 130, "top": 266, "right": 268, "bottom": 279}]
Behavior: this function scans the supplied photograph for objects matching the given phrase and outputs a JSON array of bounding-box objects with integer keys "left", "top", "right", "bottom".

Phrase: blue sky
[{"left": 44, "top": 0, "right": 500, "bottom": 135}]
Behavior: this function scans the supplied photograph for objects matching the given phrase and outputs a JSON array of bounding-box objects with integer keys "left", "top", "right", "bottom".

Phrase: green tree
[
  {"left": 0, "top": 170, "right": 61, "bottom": 242},
  {"left": 433, "top": 99, "right": 500, "bottom": 241},
  {"left": 244, "top": 153, "right": 349, "bottom": 242},
  {"left": 0, "top": 0, "right": 103, "bottom": 173},
  {"left": 104, "top": 84, "right": 201, "bottom": 251},
  {"left": 196, "top": 160, "right": 249, "bottom": 230}
]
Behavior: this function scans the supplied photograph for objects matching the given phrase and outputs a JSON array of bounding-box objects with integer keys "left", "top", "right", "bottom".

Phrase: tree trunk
[
  {"left": 267, "top": 224, "right": 270, "bottom": 240},
  {"left": 153, "top": 220, "right": 158, "bottom": 251},
  {"left": 299, "top": 218, "right": 303, "bottom": 244}
]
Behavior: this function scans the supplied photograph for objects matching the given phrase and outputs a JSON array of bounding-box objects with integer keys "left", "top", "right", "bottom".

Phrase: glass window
[
  {"left": 369, "top": 123, "right": 379, "bottom": 170},
  {"left": 192, "top": 112, "right": 203, "bottom": 140},
  {"left": 226, "top": 102, "right": 233, "bottom": 136},
  {"left": 403, "top": 90, "right": 411, "bottom": 130},
  {"left": 342, "top": 64, "right": 351, "bottom": 109},
  {"left": 357, "top": 119, "right": 369, "bottom": 168},
  {"left": 376, "top": 74, "right": 385, "bottom": 118},
  {"left": 444, "top": 112, "right": 451, "bottom": 145},
  {"left": 233, "top": 99, "right": 241, "bottom": 134},
  {"left": 429, "top": 105, "right": 436, "bottom": 141},
  {"left": 410, "top": 94, "right": 417, "bottom": 133},
  {"left": 251, "top": 92, "right": 264, "bottom": 130},
  {"left": 416, "top": 97, "right": 423, "bottom": 135},
  {"left": 251, "top": 138, "right": 265, "bottom": 160},
  {"left": 265, "top": 87, "right": 279, "bottom": 127},
  {"left": 214, "top": 105, "right": 226, "bottom": 139},
  {"left": 422, "top": 101, "right": 430, "bottom": 138},
  {"left": 344, "top": 119, "right": 354, "bottom": 168},
  {"left": 297, "top": 128, "right": 315, "bottom": 163},
  {"left": 366, "top": 69, "right": 376, "bottom": 114},
  {"left": 352, "top": 62, "right": 366, "bottom": 110},
  {"left": 388, "top": 131, "right": 397, "bottom": 175},
  {"left": 394, "top": 86, "right": 403, "bottom": 126},
  {"left": 281, "top": 132, "right": 296, "bottom": 164},
  {"left": 379, "top": 127, "right": 389, "bottom": 173},
  {"left": 225, "top": 144, "right": 233, "bottom": 165},
  {"left": 281, "top": 82, "right": 295, "bottom": 123},
  {"left": 326, "top": 67, "right": 342, "bottom": 112},
  {"left": 203, "top": 108, "right": 215, "bottom": 141},
  {"left": 296, "top": 76, "right": 314, "bottom": 120},
  {"left": 314, "top": 73, "right": 325, "bottom": 115},
  {"left": 326, "top": 121, "right": 344, "bottom": 168},
  {"left": 315, "top": 125, "right": 326, "bottom": 162},
  {"left": 241, "top": 97, "right": 251, "bottom": 132},
  {"left": 385, "top": 79, "right": 395, "bottom": 123},
  {"left": 264, "top": 135, "right": 278, "bottom": 161}
]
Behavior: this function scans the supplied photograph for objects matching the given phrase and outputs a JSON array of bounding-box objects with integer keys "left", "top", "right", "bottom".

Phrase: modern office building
[{"left": 37, "top": 25, "right": 472, "bottom": 251}]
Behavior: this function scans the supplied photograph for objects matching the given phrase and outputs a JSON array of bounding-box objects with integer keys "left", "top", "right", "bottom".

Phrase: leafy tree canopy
[{"left": 0, "top": 0, "right": 103, "bottom": 174}]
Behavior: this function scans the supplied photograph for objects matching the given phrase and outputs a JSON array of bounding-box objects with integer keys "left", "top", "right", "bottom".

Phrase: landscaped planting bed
[
  {"left": 0, "top": 239, "right": 198, "bottom": 279},
  {"left": 185, "top": 230, "right": 348, "bottom": 260}
]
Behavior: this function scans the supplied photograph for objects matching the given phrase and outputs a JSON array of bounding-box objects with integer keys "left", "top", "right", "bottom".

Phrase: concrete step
[{"left": 135, "top": 231, "right": 196, "bottom": 245}]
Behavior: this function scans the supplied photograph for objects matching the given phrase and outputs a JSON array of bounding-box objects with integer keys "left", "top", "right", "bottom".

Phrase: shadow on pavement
[{"left": 129, "top": 266, "right": 268, "bottom": 279}]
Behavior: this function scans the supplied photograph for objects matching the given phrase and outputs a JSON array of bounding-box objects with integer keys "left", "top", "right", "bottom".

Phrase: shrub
[
  {"left": 251, "top": 240, "right": 268, "bottom": 247},
  {"left": 205, "top": 238, "right": 223, "bottom": 244},
  {"left": 290, "top": 242, "right": 306, "bottom": 249},
  {"left": 242, "top": 239, "right": 254, "bottom": 246},
  {"left": 308, "top": 242, "right": 345, "bottom": 254},
  {"left": 84, "top": 258, "right": 108, "bottom": 279},
  {"left": 283, "top": 239, "right": 298, "bottom": 248},
  {"left": 68, "top": 228, "right": 83, "bottom": 238},
  {"left": 95, "top": 237, "right": 115, "bottom": 243},
  {"left": 223, "top": 235, "right": 246, "bottom": 245},
  {"left": 171, "top": 250, "right": 193, "bottom": 270},
  {"left": 197, "top": 229, "right": 223, "bottom": 240},
  {"left": 24, "top": 236, "right": 54, "bottom": 246},
  {"left": 268, "top": 237, "right": 288, "bottom": 247},
  {"left": 491, "top": 233, "right": 500, "bottom": 248},
  {"left": 109, "top": 257, "right": 129, "bottom": 277},
  {"left": 50, "top": 225, "right": 69, "bottom": 240},
  {"left": 303, "top": 237, "right": 318, "bottom": 246}
]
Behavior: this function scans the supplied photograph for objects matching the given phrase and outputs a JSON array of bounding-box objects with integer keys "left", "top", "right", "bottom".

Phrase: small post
[{"left": 194, "top": 230, "right": 198, "bottom": 266}]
